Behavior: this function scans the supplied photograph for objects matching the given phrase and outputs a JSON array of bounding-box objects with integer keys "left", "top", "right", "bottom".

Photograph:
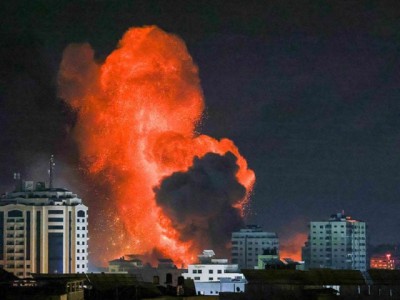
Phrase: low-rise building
[{"left": 182, "top": 250, "right": 246, "bottom": 296}]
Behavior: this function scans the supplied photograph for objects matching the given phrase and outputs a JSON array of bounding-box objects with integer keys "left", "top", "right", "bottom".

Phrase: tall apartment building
[
  {"left": 231, "top": 225, "right": 279, "bottom": 269},
  {"left": 0, "top": 179, "right": 89, "bottom": 277},
  {"left": 302, "top": 212, "right": 367, "bottom": 271}
]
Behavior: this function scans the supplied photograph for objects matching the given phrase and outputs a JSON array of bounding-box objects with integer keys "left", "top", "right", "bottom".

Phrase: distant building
[
  {"left": 370, "top": 254, "right": 395, "bottom": 270},
  {"left": 108, "top": 255, "right": 185, "bottom": 288},
  {"left": 302, "top": 212, "right": 367, "bottom": 271},
  {"left": 231, "top": 225, "right": 279, "bottom": 269},
  {"left": 108, "top": 256, "right": 143, "bottom": 273},
  {"left": 182, "top": 250, "right": 246, "bottom": 295},
  {"left": 0, "top": 163, "right": 88, "bottom": 277}
]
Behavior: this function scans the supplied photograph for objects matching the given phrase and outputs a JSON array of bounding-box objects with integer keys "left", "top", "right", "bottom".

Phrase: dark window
[
  {"left": 8, "top": 210, "right": 22, "bottom": 217},
  {"left": 48, "top": 210, "right": 63, "bottom": 214},
  {"left": 48, "top": 218, "right": 63, "bottom": 222},
  {"left": 26, "top": 212, "right": 30, "bottom": 260},
  {"left": 49, "top": 225, "right": 63, "bottom": 230},
  {"left": 36, "top": 212, "right": 41, "bottom": 272},
  {"left": 166, "top": 273, "right": 172, "bottom": 284},
  {"left": 77, "top": 210, "right": 85, "bottom": 217},
  {"left": 48, "top": 233, "right": 63, "bottom": 273}
]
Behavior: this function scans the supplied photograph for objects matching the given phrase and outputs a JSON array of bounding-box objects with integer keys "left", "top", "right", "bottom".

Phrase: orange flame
[{"left": 58, "top": 26, "right": 255, "bottom": 266}]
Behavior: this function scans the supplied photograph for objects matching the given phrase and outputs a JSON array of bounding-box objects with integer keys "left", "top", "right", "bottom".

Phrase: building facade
[
  {"left": 182, "top": 250, "right": 246, "bottom": 295},
  {"left": 302, "top": 212, "right": 367, "bottom": 271},
  {"left": 0, "top": 180, "right": 88, "bottom": 277},
  {"left": 231, "top": 225, "right": 279, "bottom": 269}
]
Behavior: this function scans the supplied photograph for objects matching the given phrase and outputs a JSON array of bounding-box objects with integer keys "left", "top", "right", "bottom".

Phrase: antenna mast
[{"left": 49, "top": 155, "right": 55, "bottom": 189}]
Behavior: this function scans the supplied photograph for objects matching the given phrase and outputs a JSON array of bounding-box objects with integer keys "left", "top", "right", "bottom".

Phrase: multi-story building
[
  {"left": 0, "top": 179, "right": 88, "bottom": 277},
  {"left": 231, "top": 225, "right": 279, "bottom": 269},
  {"left": 302, "top": 212, "right": 367, "bottom": 271},
  {"left": 182, "top": 250, "right": 246, "bottom": 295}
]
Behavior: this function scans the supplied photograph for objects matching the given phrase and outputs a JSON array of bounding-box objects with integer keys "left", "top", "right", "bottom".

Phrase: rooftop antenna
[{"left": 49, "top": 155, "right": 55, "bottom": 189}]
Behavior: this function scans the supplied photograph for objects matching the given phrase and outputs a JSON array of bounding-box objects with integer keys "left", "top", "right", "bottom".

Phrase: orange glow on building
[
  {"left": 58, "top": 26, "right": 255, "bottom": 266},
  {"left": 370, "top": 253, "right": 395, "bottom": 270}
]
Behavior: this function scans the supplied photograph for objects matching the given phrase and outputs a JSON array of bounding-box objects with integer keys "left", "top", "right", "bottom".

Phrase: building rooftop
[
  {"left": 243, "top": 269, "right": 366, "bottom": 285},
  {"left": 0, "top": 180, "right": 83, "bottom": 206}
]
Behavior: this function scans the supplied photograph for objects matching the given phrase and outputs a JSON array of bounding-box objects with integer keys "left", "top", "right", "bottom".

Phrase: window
[
  {"left": 198, "top": 270, "right": 202, "bottom": 274},
  {"left": 194, "top": 277, "right": 200, "bottom": 280},
  {"left": 209, "top": 277, "right": 213, "bottom": 281},
  {"left": 217, "top": 270, "right": 222, "bottom": 274},
  {"left": 48, "top": 218, "right": 63, "bottom": 222},
  {"left": 8, "top": 210, "right": 23, "bottom": 218},
  {"left": 48, "top": 210, "right": 64, "bottom": 214},
  {"left": 209, "top": 270, "right": 213, "bottom": 274},
  {"left": 77, "top": 210, "right": 85, "bottom": 217},
  {"left": 49, "top": 225, "right": 63, "bottom": 229},
  {"left": 193, "top": 270, "right": 197, "bottom": 274}
]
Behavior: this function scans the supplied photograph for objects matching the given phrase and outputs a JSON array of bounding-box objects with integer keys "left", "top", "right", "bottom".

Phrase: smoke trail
[{"left": 58, "top": 26, "right": 255, "bottom": 265}]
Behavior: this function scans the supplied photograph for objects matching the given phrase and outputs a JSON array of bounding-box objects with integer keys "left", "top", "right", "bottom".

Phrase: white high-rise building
[
  {"left": 0, "top": 179, "right": 89, "bottom": 277},
  {"left": 231, "top": 225, "right": 279, "bottom": 269},
  {"left": 302, "top": 212, "right": 367, "bottom": 271}
]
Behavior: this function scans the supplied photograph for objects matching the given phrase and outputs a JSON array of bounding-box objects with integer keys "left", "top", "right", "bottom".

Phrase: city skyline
[{"left": 1, "top": 2, "right": 400, "bottom": 264}]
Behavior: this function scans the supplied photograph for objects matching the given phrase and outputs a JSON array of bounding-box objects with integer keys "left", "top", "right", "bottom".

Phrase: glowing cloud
[{"left": 58, "top": 26, "right": 255, "bottom": 265}]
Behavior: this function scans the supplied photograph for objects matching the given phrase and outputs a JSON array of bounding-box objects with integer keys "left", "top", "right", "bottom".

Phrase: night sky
[{"left": 1, "top": 1, "right": 400, "bottom": 256}]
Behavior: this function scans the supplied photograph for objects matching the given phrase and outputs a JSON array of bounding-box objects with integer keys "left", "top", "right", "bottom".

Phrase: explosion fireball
[{"left": 58, "top": 26, "right": 255, "bottom": 266}]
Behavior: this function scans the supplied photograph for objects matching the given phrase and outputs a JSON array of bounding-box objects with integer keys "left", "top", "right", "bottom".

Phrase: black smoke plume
[{"left": 154, "top": 151, "right": 246, "bottom": 257}]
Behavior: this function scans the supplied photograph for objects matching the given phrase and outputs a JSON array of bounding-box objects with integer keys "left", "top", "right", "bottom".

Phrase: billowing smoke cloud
[
  {"left": 155, "top": 152, "right": 246, "bottom": 256},
  {"left": 58, "top": 25, "right": 255, "bottom": 265}
]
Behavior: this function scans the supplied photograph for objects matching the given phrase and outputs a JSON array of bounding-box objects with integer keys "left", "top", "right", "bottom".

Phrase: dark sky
[{"left": 1, "top": 1, "right": 400, "bottom": 249}]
